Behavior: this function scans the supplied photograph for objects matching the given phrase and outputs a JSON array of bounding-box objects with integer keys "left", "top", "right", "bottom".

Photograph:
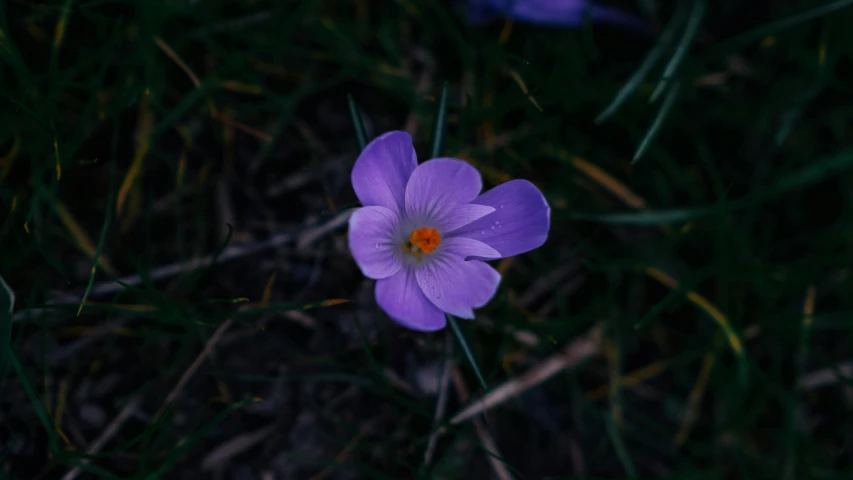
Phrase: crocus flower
[
  {"left": 348, "top": 131, "right": 550, "bottom": 331},
  {"left": 467, "top": 0, "right": 651, "bottom": 32}
]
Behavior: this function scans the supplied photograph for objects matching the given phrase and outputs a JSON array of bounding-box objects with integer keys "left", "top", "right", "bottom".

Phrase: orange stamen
[{"left": 408, "top": 227, "right": 440, "bottom": 254}]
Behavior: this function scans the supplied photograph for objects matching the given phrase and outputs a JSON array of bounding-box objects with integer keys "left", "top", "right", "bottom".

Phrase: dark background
[{"left": 2, "top": 0, "right": 853, "bottom": 478}]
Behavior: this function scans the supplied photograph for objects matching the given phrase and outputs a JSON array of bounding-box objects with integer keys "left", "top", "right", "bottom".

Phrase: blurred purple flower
[
  {"left": 348, "top": 132, "right": 550, "bottom": 331},
  {"left": 467, "top": 0, "right": 651, "bottom": 32}
]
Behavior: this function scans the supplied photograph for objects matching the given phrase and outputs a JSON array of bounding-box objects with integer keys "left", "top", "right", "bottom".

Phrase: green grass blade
[
  {"left": 77, "top": 118, "right": 120, "bottom": 315},
  {"left": 0, "top": 274, "right": 13, "bottom": 371},
  {"left": 648, "top": 0, "right": 706, "bottom": 103},
  {"left": 447, "top": 314, "right": 487, "bottom": 391},
  {"left": 575, "top": 149, "right": 853, "bottom": 223},
  {"left": 140, "top": 398, "right": 256, "bottom": 479},
  {"left": 605, "top": 414, "right": 637, "bottom": 478},
  {"left": 430, "top": 81, "right": 450, "bottom": 159},
  {"left": 709, "top": 0, "right": 853, "bottom": 57},
  {"left": 633, "top": 81, "right": 681, "bottom": 163},
  {"left": 347, "top": 94, "right": 369, "bottom": 151},
  {"left": 595, "top": 0, "right": 690, "bottom": 124},
  {"left": 9, "top": 351, "right": 58, "bottom": 452},
  {"left": 428, "top": 83, "right": 487, "bottom": 392},
  {"left": 50, "top": 0, "right": 75, "bottom": 75}
]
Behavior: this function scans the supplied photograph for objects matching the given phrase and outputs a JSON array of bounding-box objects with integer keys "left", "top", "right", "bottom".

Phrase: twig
[
  {"left": 297, "top": 209, "right": 353, "bottom": 249},
  {"left": 60, "top": 396, "right": 142, "bottom": 480},
  {"left": 201, "top": 425, "right": 276, "bottom": 471},
  {"left": 451, "top": 325, "right": 602, "bottom": 425},
  {"left": 13, "top": 209, "right": 354, "bottom": 323},
  {"left": 800, "top": 361, "right": 853, "bottom": 390},
  {"left": 156, "top": 318, "right": 233, "bottom": 418},
  {"left": 515, "top": 261, "right": 581, "bottom": 308},
  {"left": 451, "top": 367, "right": 515, "bottom": 480}
]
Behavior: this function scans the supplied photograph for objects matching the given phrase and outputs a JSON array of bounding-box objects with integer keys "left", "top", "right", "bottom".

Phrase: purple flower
[
  {"left": 348, "top": 131, "right": 550, "bottom": 331},
  {"left": 467, "top": 0, "right": 651, "bottom": 32}
]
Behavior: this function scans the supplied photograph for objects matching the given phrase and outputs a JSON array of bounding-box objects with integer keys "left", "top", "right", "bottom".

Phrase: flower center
[{"left": 405, "top": 227, "right": 440, "bottom": 255}]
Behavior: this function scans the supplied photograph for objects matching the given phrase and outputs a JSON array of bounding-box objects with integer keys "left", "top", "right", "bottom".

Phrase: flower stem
[{"left": 447, "top": 314, "right": 488, "bottom": 391}]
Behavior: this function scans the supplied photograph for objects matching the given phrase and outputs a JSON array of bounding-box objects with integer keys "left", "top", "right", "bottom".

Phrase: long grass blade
[
  {"left": 447, "top": 315, "right": 488, "bottom": 391},
  {"left": 77, "top": 119, "right": 120, "bottom": 315},
  {"left": 0, "top": 274, "right": 13, "bottom": 371},
  {"left": 347, "top": 94, "right": 369, "bottom": 151},
  {"left": 574, "top": 149, "right": 853, "bottom": 223},
  {"left": 709, "top": 0, "right": 853, "bottom": 57},
  {"left": 595, "top": 0, "right": 690, "bottom": 123},
  {"left": 648, "top": 0, "right": 706, "bottom": 103},
  {"left": 633, "top": 81, "right": 682, "bottom": 163},
  {"left": 10, "top": 351, "right": 58, "bottom": 452},
  {"left": 430, "top": 81, "right": 450, "bottom": 159}
]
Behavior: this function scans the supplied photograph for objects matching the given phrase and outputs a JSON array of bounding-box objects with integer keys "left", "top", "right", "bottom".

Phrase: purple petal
[
  {"left": 452, "top": 179, "right": 550, "bottom": 259},
  {"left": 441, "top": 236, "right": 501, "bottom": 260},
  {"left": 351, "top": 131, "right": 418, "bottom": 216},
  {"left": 348, "top": 206, "right": 402, "bottom": 280},
  {"left": 416, "top": 255, "right": 501, "bottom": 319},
  {"left": 405, "top": 158, "right": 484, "bottom": 229},
  {"left": 376, "top": 267, "right": 447, "bottom": 331},
  {"left": 438, "top": 204, "right": 496, "bottom": 233},
  {"left": 467, "top": 0, "right": 652, "bottom": 33}
]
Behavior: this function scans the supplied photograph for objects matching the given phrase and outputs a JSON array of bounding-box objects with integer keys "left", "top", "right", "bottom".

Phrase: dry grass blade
[
  {"left": 569, "top": 156, "right": 647, "bottom": 209},
  {"left": 451, "top": 325, "right": 602, "bottom": 424},
  {"left": 305, "top": 430, "right": 368, "bottom": 480},
  {"left": 157, "top": 318, "right": 233, "bottom": 418},
  {"left": 201, "top": 425, "right": 276, "bottom": 471},
  {"left": 451, "top": 367, "right": 515, "bottom": 480},
  {"left": 645, "top": 267, "right": 743, "bottom": 357},
  {"left": 13, "top": 209, "right": 354, "bottom": 324},
  {"left": 800, "top": 361, "right": 853, "bottom": 390},
  {"left": 53, "top": 201, "right": 118, "bottom": 276},
  {"left": 674, "top": 350, "right": 716, "bottom": 446},
  {"left": 60, "top": 396, "right": 142, "bottom": 480},
  {"left": 423, "top": 333, "right": 453, "bottom": 466}
]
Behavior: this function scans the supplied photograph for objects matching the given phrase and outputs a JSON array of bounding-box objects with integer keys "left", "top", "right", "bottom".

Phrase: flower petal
[
  {"left": 453, "top": 179, "right": 550, "bottom": 259},
  {"left": 351, "top": 131, "right": 418, "bottom": 216},
  {"left": 416, "top": 255, "right": 501, "bottom": 319},
  {"left": 439, "top": 204, "right": 496, "bottom": 233},
  {"left": 467, "top": 0, "right": 651, "bottom": 33},
  {"left": 376, "top": 267, "right": 447, "bottom": 331},
  {"left": 348, "top": 206, "right": 402, "bottom": 280},
  {"left": 405, "top": 158, "right": 483, "bottom": 225},
  {"left": 441, "top": 236, "right": 501, "bottom": 260}
]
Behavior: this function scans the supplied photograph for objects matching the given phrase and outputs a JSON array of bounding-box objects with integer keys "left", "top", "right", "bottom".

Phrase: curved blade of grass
[
  {"left": 141, "top": 398, "right": 256, "bottom": 479},
  {"left": 707, "top": 0, "right": 853, "bottom": 58},
  {"left": 605, "top": 414, "right": 637, "bottom": 478},
  {"left": 448, "top": 315, "right": 488, "bottom": 391},
  {"left": 633, "top": 81, "right": 682, "bottom": 163},
  {"left": 77, "top": 118, "right": 120, "bottom": 315},
  {"left": 594, "top": 0, "right": 690, "bottom": 124},
  {"left": 645, "top": 267, "right": 746, "bottom": 377},
  {"left": 347, "top": 94, "right": 369, "bottom": 151},
  {"left": 50, "top": 0, "right": 74, "bottom": 75},
  {"left": 430, "top": 81, "right": 450, "bottom": 159},
  {"left": 0, "top": 274, "right": 13, "bottom": 371},
  {"left": 9, "top": 351, "right": 58, "bottom": 452},
  {"left": 648, "top": 0, "right": 706, "bottom": 103},
  {"left": 575, "top": 149, "right": 853, "bottom": 224},
  {"left": 634, "top": 264, "right": 715, "bottom": 330},
  {"left": 202, "top": 223, "right": 234, "bottom": 281}
]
